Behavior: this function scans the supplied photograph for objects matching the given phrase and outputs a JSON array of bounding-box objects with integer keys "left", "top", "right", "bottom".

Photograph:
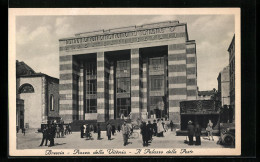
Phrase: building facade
[
  {"left": 16, "top": 61, "right": 60, "bottom": 129},
  {"left": 217, "top": 66, "right": 230, "bottom": 106},
  {"left": 59, "top": 21, "right": 198, "bottom": 126},
  {"left": 228, "top": 35, "right": 235, "bottom": 120}
]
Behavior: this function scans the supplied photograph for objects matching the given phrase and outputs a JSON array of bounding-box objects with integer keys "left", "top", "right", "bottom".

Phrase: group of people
[
  {"left": 139, "top": 119, "right": 171, "bottom": 147},
  {"left": 39, "top": 123, "right": 72, "bottom": 147},
  {"left": 186, "top": 119, "right": 214, "bottom": 146}
]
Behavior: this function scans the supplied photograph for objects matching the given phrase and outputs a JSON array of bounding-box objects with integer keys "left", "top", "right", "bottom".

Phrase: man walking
[
  {"left": 152, "top": 120, "right": 157, "bottom": 136},
  {"left": 194, "top": 122, "right": 201, "bottom": 146},
  {"left": 80, "top": 124, "right": 84, "bottom": 138},
  {"left": 187, "top": 120, "right": 195, "bottom": 145},
  {"left": 106, "top": 122, "right": 112, "bottom": 140},
  {"left": 141, "top": 121, "right": 149, "bottom": 147},
  {"left": 39, "top": 125, "right": 48, "bottom": 146},
  {"left": 97, "top": 123, "right": 101, "bottom": 140},
  {"left": 121, "top": 121, "right": 130, "bottom": 146},
  {"left": 147, "top": 121, "right": 153, "bottom": 141},
  {"left": 170, "top": 120, "right": 174, "bottom": 132}
]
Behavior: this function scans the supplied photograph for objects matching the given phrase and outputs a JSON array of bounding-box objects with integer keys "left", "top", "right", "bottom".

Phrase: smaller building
[
  {"left": 228, "top": 35, "right": 235, "bottom": 122},
  {"left": 16, "top": 60, "right": 60, "bottom": 129},
  {"left": 217, "top": 66, "right": 230, "bottom": 106}
]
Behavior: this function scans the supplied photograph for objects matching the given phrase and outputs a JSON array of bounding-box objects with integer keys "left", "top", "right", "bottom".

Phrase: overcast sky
[{"left": 16, "top": 15, "right": 234, "bottom": 91}]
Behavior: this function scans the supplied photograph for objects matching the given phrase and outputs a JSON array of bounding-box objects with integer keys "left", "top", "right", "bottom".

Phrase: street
[{"left": 17, "top": 129, "right": 225, "bottom": 149}]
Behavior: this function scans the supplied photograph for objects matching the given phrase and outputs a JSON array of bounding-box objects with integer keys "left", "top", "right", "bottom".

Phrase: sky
[{"left": 16, "top": 15, "right": 234, "bottom": 91}]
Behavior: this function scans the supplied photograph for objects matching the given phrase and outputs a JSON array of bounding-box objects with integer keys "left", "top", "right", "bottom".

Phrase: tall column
[
  {"left": 78, "top": 62, "right": 84, "bottom": 120},
  {"left": 168, "top": 43, "right": 187, "bottom": 126},
  {"left": 109, "top": 62, "right": 114, "bottom": 119},
  {"left": 141, "top": 61, "right": 147, "bottom": 113},
  {"left": 97, "top": 52, "right": 106, "bottom": 122},
  {"left": 131, "top": 48, "right": 141, "bottom": 120},
  {"left": 59, "top": 55, "right": 77, "bottom": 123},
  {"left": 186, "top": 41, "right": 198, "bottom": 100}
]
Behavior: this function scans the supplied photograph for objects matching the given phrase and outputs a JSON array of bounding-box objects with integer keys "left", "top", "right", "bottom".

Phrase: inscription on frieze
[{"left": 60, "top": 26, "right": 186, "bottom": 51}]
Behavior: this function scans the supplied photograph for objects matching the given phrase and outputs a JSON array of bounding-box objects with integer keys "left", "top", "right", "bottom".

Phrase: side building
[
  {"left": 227, "top": 35, "right": 235, "bottom": 122},
  {"left": 217, "top": 66, "right": 230, "bottom": 107},
  {"left": 58, "top": 20, "right": 198, "bottom": 127},
  {"left": 16, "top": 60, "right": 60, "bottom": 129}
]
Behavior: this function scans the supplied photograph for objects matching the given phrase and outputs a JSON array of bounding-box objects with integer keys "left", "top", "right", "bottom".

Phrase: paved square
[{"left": 17, "top": 129, "right": 224, "bottom": 149}]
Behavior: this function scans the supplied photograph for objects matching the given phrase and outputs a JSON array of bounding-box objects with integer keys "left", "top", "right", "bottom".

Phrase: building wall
[
  {"left": 228, "top": 35, "right": 235, "bottom": 121},
  {"left": 18, "top": 77, "right": 43, "bottom": 129},
  {"left": 46, "top": 76, "right": 60, "bottom": 118},
  {"left": 59, "top": 21, "right": 198, "bottom": 125},
  {"left": 220, "top": 66, "right": 230, "bottom": 106}
]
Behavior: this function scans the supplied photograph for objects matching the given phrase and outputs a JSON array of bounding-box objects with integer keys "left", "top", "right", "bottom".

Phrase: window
[
  {"left": 116, "top": 60, "right": 130, "bottom": 74},
  {"left": 150, "top": 57, "right": 164, "bottom": 71},
  {"left": 86, "top": 80, "right": 97, "bottom": 94},
  {"left": 116, "top": 98, "right": 131, "bottom": 118},
  {"left": 86, "top": 99, "right": 97, "bottom": 113},
  {"left": 86, "top": 62, "right": 96, "bottom": 76},
  {"left": 18, "top": 83, "right": 34, "bottom": 94},
  {"left": 150, "top": 75, "right": 164, "bottom": 91},
  {"left": 117, "top": 78, "right": 130, "bottom": 93},
  {"left": 50, "top": 95, "right": 54, "bottom": 111}
]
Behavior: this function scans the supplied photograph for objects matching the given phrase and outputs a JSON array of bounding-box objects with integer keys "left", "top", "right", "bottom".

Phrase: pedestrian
[
  {"left": 49, "top": 123, "right": 56, "bottom": 147},
  {"left": 64, "top": 125, "right": 68, "bottom": 135},
  {"left": 147, "top": 121, "right": 153, "bottom": 141},
  {"left": 80, "top": 124, "right": 84, "bottom": 138},
  {"left": 94, "top": 124, "right": 97, "bottom": 133},
  {"left": 97, "top": 123, "right": 101, "bottom": 140},
  {"left": 170, "top": 120, "right": 174, "bottom": 131},
  {"left": 85, "top": 124, "right": 91, "bottom": 140},
  {"left": 141, "top": 122, "right": 149, "bottom": 147},
  {"left": 39, "top": 125, "right": 48, "bottom": 146},
  {"left": 90, "top": 124, "right": 94, "bottom": 132},
  {"left": 68, "top": 124, "right": 72, "bottom": 134},
  {"left": 16, "top": 126, "right": 19, "bottom": 133},
  {"left": 187, "top": 120, "right": 195, "bottom": 145},
  {"left": 22, "top": 127, "right": 25, "bottom": 136},
  {"left": 56, "top": 125, "right": 60, "bottom": 138},
  {"left": 121, "top": 120, "right": 130, "bottom": 146},
  {"left": 60, "top": 124, "right": 64, "bottom": 137},
  {"left": 157, "top": 119, "right": 164, "bottom": 137},
  {"left": 112, "top": 124, "right": 116, "bottom": 136},
  {"left": 162, "top": 119, "right": 166, "bottom": 132},
  {"left": 194, "top": 122, "right": 201, "bottom": 146},
  {"left": 106, "top": 123, "right": 112, "bottom": 140},
  {"left": 153, "top": 120, "right": 157, "bottom": 136},
  {"left": 206, "top": 120, "right": 214, "bottom": 141},
  {"left": 117, "top": 124, "right": 121, "bottom": 132}
]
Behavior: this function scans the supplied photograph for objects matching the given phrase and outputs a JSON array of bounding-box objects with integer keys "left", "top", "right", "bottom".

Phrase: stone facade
[
  {"left": 217, "top": 66, "right": 230, "bottom": 106},
  {"left": 59, "top": 20, "right": 198, "bottom": 126},
  {"left": 228, "top": 35, "right": 235, "bottom": 120},
  {"left": 17, "top": 67, "right": 59, "bottom": 129}
]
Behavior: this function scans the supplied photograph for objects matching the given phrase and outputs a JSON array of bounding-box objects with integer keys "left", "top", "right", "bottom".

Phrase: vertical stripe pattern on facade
[
  {"left": 78, "top": 65, "right": 84, "bottom": 120},
  {"left": 131, "top": 48, "right": 141, "bottom": 116},
  {"left": 186, "top": 42, "right": 198, "bottom": 100},
  {"left": 109, "top": 62, "right": 114, "bottom": 119},
  {"left": 168, "top": 43, "right": 187, "bottom": 123}
]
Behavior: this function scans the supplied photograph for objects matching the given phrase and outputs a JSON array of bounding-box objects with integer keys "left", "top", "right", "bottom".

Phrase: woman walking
[{"left": 206, "top": 120, "right": 214, "bottom": 141}]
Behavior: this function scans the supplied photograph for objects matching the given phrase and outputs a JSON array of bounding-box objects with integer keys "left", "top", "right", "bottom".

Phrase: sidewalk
[{"left": 17, "top": 130, "right": 224, "bottom": 149}]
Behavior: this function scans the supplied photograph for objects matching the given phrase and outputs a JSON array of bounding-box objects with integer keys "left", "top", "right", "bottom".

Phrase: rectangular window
[
  {"left": 86, "top": 99, "right": 97, "bottom": 113},
  {"left": 86, "top": 62, "right": 97, "bottom": 76},
  {"left": 86, "top": 80, "right": 97, "bottom": 94},
  {"left": 150, "top": 75, "right": 164, "bottom": 91},
  {"left": 149, "top": 57, "right": 164, "bottom": 71},
  {"left": 116, "top": 60, "right": 130, "bottom": 74},
  {"left": 116, "top": 98, "right": 131, "bottom": 118},
  {"left": 117, "top": 78, "right": 130, "bottom": 93}
]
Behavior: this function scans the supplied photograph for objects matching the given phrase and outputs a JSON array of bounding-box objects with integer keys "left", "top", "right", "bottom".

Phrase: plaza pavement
[{"left": 17, "top": 129, "right": 224, "bottom": 149}]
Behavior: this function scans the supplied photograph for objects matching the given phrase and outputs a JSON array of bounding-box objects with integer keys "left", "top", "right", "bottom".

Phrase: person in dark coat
[
  {"left": 194, "top": 122, "right": 201, "bottom": 146},
  {"left": 141, "top": 122, "right": 149, "bottom": 147},
  {"left": 48, "top": 124, "right": 56, "bottom": 147},
  {"left": 39, "top": 125, "right": 48, "bottom": 146},
  {"left": 117, "top": 124, "right": 121, "bottom": 132},
  {"left": 187, "top": 120, "right": 195, "bottom": 145},
  {"left": 80, "top": 125, "right": 84, "bottom": 138},
  {"left": 106, "top": 123, "right": 112, "bottom": 140},
  {"left": 152, "top": 120, "right": 157, "bottom": 136},
  {"left": 94, "top": 124, "right": 97, "bottom": 133},
  {"left": 170, "top": 120, "right": 174, "bottom": 131},
  {"left": 112, "top": 124, "right": 116, "bottom": 136},
  {"left": 147, "top": 121, "right": 153, "bottom": 141},
  {"left": 85, "top": 124, "right": 91, "bottom": 139},
  {"left": 97, "top": 123, "right": 101, "bottom": 140}
]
